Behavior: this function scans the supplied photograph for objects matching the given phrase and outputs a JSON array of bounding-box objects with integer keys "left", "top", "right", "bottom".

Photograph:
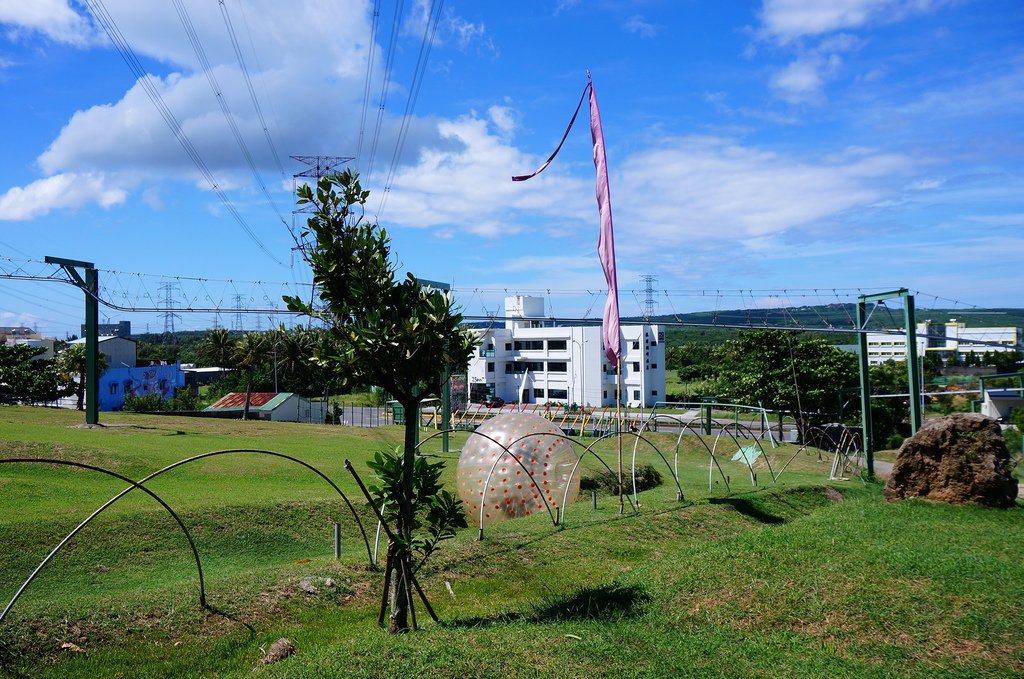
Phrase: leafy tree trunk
[
  {"left": 388, "top": 394, "right": 420, "bottom": 633},
  {"left": 242, "top": 366, "right": 254, "bottom": 421}
]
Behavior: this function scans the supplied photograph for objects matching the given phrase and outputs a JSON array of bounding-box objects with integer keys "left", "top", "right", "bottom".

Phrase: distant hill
[{"left": 625, "top": 305, "right": 1024, "bottom": 346}]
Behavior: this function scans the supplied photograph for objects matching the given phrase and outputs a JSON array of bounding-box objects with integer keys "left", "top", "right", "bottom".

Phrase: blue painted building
[{"left": 99, "top": 364, "right": 186, "bottom": 412}]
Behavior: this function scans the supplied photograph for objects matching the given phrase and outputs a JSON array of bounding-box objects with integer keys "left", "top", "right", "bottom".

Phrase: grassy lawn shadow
[
  {"left": 708, "top": 497, "right": 787, "bottom": 524},
  {"left": 446, "top": 582, "right": 651, "bottom": 628}
]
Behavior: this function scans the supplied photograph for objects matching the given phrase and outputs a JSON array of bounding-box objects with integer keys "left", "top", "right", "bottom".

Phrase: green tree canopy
[
  {"left": 712, "top": 330, "right": 859, "bottom": 437},
  {"left": 196, "top": 328, "right": 237, "bottom": 367},
  {"left": 55, "top": 343, "right": 109, "bottom": 411},
  {"left": 0, "top": 344, "right": 75, "bottom": 405}
]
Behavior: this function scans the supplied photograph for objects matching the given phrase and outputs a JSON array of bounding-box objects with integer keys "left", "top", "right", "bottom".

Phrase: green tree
[
  {"left": 0, "top": 344, "right": 75, "bottom": 404},
  {"left": 232, "top": 331, "right": 271, "bottom": 420},
  {"left": 55, "top": 343, "right": 109, "bottom": 411},
  {"left": 712, "top": 330, "right": 859, "bottom": 440},
  {"left": 666, "top": 342, "right": 717, "bottom": 381},
  {"left": 196, "top": 327, "right": 237, "bottom": 367},
  {"left": 285, "top": 169, "right": 478, "bottom": 633},
  {"left": 868, "top": 360, "right": 912, "bottom": 449}
]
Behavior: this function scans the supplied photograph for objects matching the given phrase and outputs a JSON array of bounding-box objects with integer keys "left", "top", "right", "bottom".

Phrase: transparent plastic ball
[{"left": 457, "top": 412, "right": 580, "bottom": 527}]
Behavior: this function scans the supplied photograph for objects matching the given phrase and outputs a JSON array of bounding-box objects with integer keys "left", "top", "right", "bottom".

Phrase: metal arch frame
[
  {"left": 560, "top": 433, "right": 638, "bottom": 520},
  {"left": 652, "top": 416, "right": 732, "bottom": 494},
  {"left": 623, "top": 430, "right": 686, "bottom": 506},
  {"left": 130, "top": 449, "right": 375, "bottom": 566},
  {"left": 1, "top": 449, "right": 376, "bottom": 624},
  {"left": 0, "top": 458, "right": 207, "bottom": 624},
  {"left": 711, "top": 422, "right": 776, "bottom": 486}
]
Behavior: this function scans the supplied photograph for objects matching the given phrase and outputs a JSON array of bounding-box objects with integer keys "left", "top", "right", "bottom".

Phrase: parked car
[{"left": 482, "top": 397, "right": 505, "bottom": 408}]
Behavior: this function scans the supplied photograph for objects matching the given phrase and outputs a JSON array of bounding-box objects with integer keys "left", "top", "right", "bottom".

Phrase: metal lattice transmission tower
[
  {"left": 290, "top": 155, "right": 354, "bottom": 213},
  {"left": 232, "top": 294, "right": 246, "bottom": 332},
  {"left": 159, "top": 282, "right": 182, "bottom": 343},
  {"left": 290, "top": 156, "right": 354, "bottom": 322},
  {"left": 641, "top": 275, "right": 658, "bottom": 319}
]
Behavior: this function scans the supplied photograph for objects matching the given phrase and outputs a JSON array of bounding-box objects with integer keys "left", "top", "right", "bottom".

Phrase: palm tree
[
  {"left": 55, "top": 343, "right": 109, "bottom": 411},
  {"left": 196, "top": 328, "right": 236, "bottom": 367},
  {"left": 232, "top": 331, "right": 271, "bottom": 420}
]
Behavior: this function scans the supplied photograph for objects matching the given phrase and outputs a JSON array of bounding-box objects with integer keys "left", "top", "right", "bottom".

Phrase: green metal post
[
  {"left": 85, "top": 267, "right": 98, "bottom": 426},
  {"left": 856, "top": 300, "right": 874, "bottom": 474},
  {"left": 441, "top": 368, "right": 451, "bottom": 453},
  {"left": 46, "top": 256, "right": 99, "bottom": 425},
  {"left": 904, "top": 294, "right": 922, "bottom": 433}
]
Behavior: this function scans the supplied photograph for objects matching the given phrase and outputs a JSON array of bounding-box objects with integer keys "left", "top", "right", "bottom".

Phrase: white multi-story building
[
  {"left": 864, "top": 320, "right": 1022, "bottom": 366},
  {"left": 466, "top": 296, "right": 665, "bottom": 407}
]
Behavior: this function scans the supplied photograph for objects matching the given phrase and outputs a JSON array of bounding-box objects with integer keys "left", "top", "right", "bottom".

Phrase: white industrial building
[
  {"left": 466, "top": 296, "right": 665, "bottom": 407},
  {"left": 865, "top": 320, "right": 1022, "bottom": 366}
]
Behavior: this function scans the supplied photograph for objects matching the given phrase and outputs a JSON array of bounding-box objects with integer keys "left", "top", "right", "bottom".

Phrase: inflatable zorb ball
[{"left": 457, "top": 412, "right": 580, "bottom": 527}]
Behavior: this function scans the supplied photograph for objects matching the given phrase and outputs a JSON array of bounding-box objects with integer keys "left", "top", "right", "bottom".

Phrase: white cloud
[
  {"left": 487, "top": 105, "right": 517, "bottom": 135},
  {"left": 0, "top": 173, "right": 128, "bottom": 220},
  {"left": 770, "top": 54, "right": 842, "bottom": 103},
  {"left": 405, "top": 1, "right": 495, "bottom": 54},
  {"left": 623, "top": 16, "right": 657, "bottom": 38},
  {"left": 612, "top": 136, "right": 914, "bottom": 251},
  {"left": 0, "top": 311, "right": 47, "bottom": 328},
  {"left": 4, "top": 0, "right": 491, "bottom": 217},
  {"left": 377, "top": 112, "right": 590, "bottom": 232},
  {"left": 0, "top": 0, "right": 99, "bottom": 45},
  {"left": 759, "top": 0, "right": 947, "bottom": 43}
]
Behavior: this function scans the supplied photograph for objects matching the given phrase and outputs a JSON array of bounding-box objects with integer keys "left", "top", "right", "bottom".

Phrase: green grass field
[{"left": 1, "top": 406, "right": 1022, "bottom": 678}]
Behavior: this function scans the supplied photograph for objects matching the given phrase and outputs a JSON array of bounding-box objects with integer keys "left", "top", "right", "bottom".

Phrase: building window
[
  {"left": 603, "top": 390, "right": 607, "bottom": 398},
  {"left": 549, "top": 389, "right": 568, "bottom": 399},
  {"left": 548, "top": 340, "right": 567, "bottom": 351},
  {"left": 487, "top": 362, "right": 495, "bottom": 373},
  {"left": 505, "top": 361, "right": 543, "bottom": 374},
  {"left": 505, "top": 343, "right": 512, "bottom": 351},
  {"left": 533, "top": 388, "right": 546, "bottom": 398},
  {"left": 547, "top": 362, "right": 567, "bottom": 372},
  {"left": 632, "top": 341, "right": 640, "bottom": 350},
  {"left": 632, "top": 362, "right": 640, "bottom": 372},
  {"left": 109, "top": 383, "right": 118, "bottom": 395},
  {"left": 513, "top": 340, "right": 544, "bottom": 351},
  {"left": 650, "top": 363, "right": 657, "bottom": 369},
  {"left": 633, "top": 390, "right": 641, "bottom": 400},
  {"left": 651, "top": 390, "right": 658, "bottom": 396}
]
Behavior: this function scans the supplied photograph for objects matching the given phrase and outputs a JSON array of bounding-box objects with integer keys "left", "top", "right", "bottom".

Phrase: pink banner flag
[
  {"left": 510, "top": 75, "right": 620, "bottom": 366},
  {"left": 589, "top": 79, "right": 620, "bottom": 367}
]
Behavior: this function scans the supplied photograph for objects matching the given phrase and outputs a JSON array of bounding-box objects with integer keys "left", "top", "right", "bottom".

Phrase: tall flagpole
[
  {"left": 509, "top": 73, "right": 621, "bottom": 509},
  {"left": 588, "top": 73, "right": 623, "bottom": 514}
]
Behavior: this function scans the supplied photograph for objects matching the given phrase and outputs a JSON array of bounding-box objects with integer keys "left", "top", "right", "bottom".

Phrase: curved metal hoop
[
  {"left": 0, "top": 458, "right": 207, "bottom": 624},
  {"left": 130, "top": 449, "right": 375, "bottom": 566},
  {"left": 1, "top": 449, "right": 375, "bottom": 623}
]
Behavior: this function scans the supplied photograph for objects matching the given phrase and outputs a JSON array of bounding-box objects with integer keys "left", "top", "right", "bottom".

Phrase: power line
[{"left": 83, "top": 0, "right": 284, "bottom": 266}]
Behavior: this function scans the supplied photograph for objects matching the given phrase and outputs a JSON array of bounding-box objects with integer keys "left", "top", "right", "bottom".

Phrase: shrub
[
  {"left": 580, "top": 464, "right": 663, "bottom": 496},
  {"left": 1003, "top": 425, "right": 1022, "bottom": 456},
  {"left": 122, "top": 392, "right": 167, "bottom": 412}
]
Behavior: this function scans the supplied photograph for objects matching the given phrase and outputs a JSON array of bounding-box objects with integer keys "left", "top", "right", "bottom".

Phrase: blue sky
[{"left": 1, "top": 0, "right": 1022, "bottom": 337}]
